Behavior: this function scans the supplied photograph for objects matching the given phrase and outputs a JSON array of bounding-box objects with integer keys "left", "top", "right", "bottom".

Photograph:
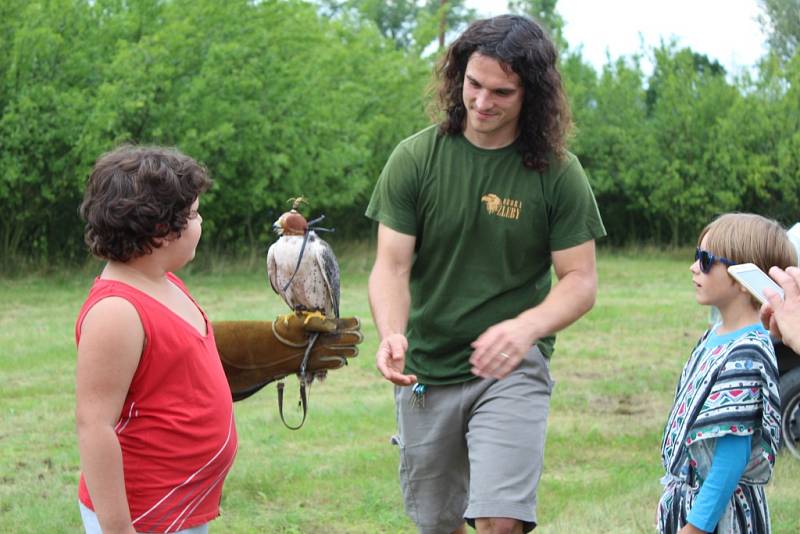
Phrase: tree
[
  {"left": 645, "top": 47, "right": 726, "bottom": 113},
  {"left": 644, "top": 46, "right": 740, "bottom": 245},
  {"left": 0, "top": 0, "right": 114, "bottom": 266},
  {"left": 4, "top": 0, "right": 800, "bottom": 266},
  {"left": 724, "top": 53, "right": 800, "bottom": 223},
  {"left": 0, "top": 0, "right": 432, "bottom": 267},
  {"left": 758, "top": 0, "right": 800, "bottom": 63},
  {"left": 566, "top": 56, "right": 662, "bottom": 244},
  {"left": 507, "top": 0, "right": 567, "bottom": 51},
  {"left": 315, "top": 0, "right": 475, "bottom": 53},
  {"left": 317, "top": 0, "right": 420, "bottom": 48}
]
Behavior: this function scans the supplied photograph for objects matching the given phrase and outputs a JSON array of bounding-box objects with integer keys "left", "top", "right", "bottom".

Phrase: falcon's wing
[
  {"left": 315, "top": 237, "right": 340, "bottom": 318},
  {"left": 266, "top": 242, "right": 280, "bottom": 296}
]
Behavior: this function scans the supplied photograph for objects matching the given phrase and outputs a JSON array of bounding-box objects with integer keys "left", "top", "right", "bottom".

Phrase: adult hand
[
  {"left": 376, "top": 333, "right": 417, "bottom": 386},
  {"left": 678, "top": 523, "right": 706, "bottom": 534},
  {"left": 469, "top": 317, "right": 537, "bottom": 379},
  {"left": 761, "top": 266, "right": 800, "bottom": 352}
]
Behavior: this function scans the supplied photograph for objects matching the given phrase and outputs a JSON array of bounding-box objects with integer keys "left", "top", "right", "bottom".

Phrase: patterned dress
[{"left": 657, "top": 324, "right": 781, "bottom": 533}]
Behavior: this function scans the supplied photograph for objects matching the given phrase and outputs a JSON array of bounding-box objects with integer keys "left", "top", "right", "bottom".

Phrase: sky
[{"left": 464, "top": 0, "right": 768, "bottom": 76}]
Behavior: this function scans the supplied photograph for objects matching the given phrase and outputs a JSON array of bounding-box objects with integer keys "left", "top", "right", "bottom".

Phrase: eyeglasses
[{"left": 694, "top": 248, "right": 736, "bottom": 274}]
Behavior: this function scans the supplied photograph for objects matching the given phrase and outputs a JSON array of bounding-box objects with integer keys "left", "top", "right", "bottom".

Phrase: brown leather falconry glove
[{"left": 214, "top": 313, "right": 363, "bottom": 402}]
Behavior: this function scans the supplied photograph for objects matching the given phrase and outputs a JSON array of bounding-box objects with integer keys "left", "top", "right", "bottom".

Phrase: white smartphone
[{"left": 727, "top": 263, "right": 784, "bottom": 305}]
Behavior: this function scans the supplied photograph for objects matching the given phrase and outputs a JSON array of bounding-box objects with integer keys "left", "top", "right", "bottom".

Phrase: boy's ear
[
  {"left": 734, "top": 281, "right": 750, "bottom": 298},
  {"left": 737, "top": 282, "right": 748, "bottom": 293},
  {"left": 732, "top": 282, "right": 760, "bottom": 309},
  {"left": 151, "top": 235, "right": 176, "bottom": 248},
  {"left": 155, "top": 234, "right": 179, "bottom": 246},
  {"left": 738, "top": 284, "right": 762, "bottom": 310},
  {"left": 152, "top": 224, "right": 176, "bottom": 246}
]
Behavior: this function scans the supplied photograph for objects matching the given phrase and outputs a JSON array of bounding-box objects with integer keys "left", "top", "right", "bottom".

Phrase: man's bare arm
[
  {"left": 470, "top": 240, "right": 598, "bottom": 378},
  {"left": 368, "top": 223, "right": 418, "bottom": 385}
]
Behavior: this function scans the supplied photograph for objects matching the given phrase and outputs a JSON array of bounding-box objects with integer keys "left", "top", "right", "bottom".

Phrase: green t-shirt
[{"left": 366, "top": 125, "right": 606, "bottom": 385}]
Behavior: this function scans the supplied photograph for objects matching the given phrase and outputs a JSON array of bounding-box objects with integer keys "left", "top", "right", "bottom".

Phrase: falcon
[{"left": 267, "top": 198, "right": 340, "bottom": 321}]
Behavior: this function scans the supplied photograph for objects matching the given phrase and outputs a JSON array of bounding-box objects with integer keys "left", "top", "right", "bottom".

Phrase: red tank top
[{"left": 76, "top": 273, "right": 238, "bottom": 532}]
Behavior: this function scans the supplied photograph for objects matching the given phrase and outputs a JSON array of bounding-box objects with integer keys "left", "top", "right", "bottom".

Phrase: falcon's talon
[{"left": 302, "top": 311, "right": 327, "bottom": 325}]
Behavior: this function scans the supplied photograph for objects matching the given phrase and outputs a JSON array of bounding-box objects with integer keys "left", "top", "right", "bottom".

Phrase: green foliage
[
  {"left": 562, "top": 42, "right": 800, "bottom": 245},
  {"left": 758, "top": 0, "right": 800, "bottom": 63},
  {"left": 645, "top": 46, "right": 740, "bottom": 245},
  {"left": 0, "top": 0, "right": 429, "bottom": 266},
  {"left": 566, "top": 55, "right": 655, "bottom": 244},
  {"left": 0, "top": 0, "right": 102, "bottom": 266},
  {"left": 316, "top": 0, "right": 475, "bottom": 54},
  {"left": 318, "top": 0, "right": 424, "bottom": 49},
  {"left": 507, "top": 0, "right": 567, "bottom": 51},
  {"left": 2, "top": 0, "right": 800, "bottom": 267}
]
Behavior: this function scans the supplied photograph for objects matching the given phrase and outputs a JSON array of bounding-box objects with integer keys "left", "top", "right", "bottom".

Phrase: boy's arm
[
  {"left": 683, "top": 434, "right": 751, "bottom": 533},
  {"left": 75, "top": 297, "right": 142, "bottom": 534},
  {"left": 470, "top": 239, "right": 598, "bottom": 378}
]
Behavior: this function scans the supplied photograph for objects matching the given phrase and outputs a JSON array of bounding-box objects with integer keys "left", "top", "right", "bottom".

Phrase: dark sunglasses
[{"left": 694, "top": 247, "right": 736, "bottom": 274}]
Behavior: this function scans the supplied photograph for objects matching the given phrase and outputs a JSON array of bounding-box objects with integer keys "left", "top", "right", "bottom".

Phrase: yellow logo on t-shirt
[{"left": 481, "top": 193, "right": 521, "bottom": 220}]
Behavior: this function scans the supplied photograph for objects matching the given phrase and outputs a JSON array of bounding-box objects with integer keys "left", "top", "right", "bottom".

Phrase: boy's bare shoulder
[{"left": 79, "top": 295, "right": 144, "bottom": 350}]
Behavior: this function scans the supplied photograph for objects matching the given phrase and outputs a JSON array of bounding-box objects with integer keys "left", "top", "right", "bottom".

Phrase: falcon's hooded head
[{"left": 273, "top": 197, "right": 308, "bottom": 237}]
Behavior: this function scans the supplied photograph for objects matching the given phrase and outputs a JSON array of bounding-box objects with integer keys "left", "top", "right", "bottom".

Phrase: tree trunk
[
  {"left": 670, "top": 216, "right": 680, "bottom": 248},
  {"left": 438, "top": 0, "right": 447, "bottom": 49}
]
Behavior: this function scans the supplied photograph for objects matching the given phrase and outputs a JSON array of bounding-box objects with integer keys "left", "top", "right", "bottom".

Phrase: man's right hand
[{"left": 376, "top": 333, "right": 417, "bottom": 386}]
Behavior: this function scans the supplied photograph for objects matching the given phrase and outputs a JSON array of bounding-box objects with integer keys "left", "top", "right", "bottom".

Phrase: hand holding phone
[{"left": 727, "top": 263, "right": 784, "bottom": 305}]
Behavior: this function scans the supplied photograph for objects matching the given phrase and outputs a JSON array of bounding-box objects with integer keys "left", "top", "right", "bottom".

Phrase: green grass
[{"left": 1, "top": 248, "right": 799, "bottom": 533}]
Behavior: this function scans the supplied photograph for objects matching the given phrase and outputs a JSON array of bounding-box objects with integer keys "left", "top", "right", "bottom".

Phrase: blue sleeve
[{"left": 687, "top": 434, "right": 752, "bottom": 532}]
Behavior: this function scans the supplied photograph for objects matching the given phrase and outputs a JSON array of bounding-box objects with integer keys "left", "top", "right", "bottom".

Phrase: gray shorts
[{"left": 392, "top": 347, "right": 553, "bottom": 534}]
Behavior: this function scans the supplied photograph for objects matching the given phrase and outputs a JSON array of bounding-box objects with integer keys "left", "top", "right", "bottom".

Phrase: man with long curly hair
[{"left": 366, "top": 14, "right": 605, "bottom": 534}]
